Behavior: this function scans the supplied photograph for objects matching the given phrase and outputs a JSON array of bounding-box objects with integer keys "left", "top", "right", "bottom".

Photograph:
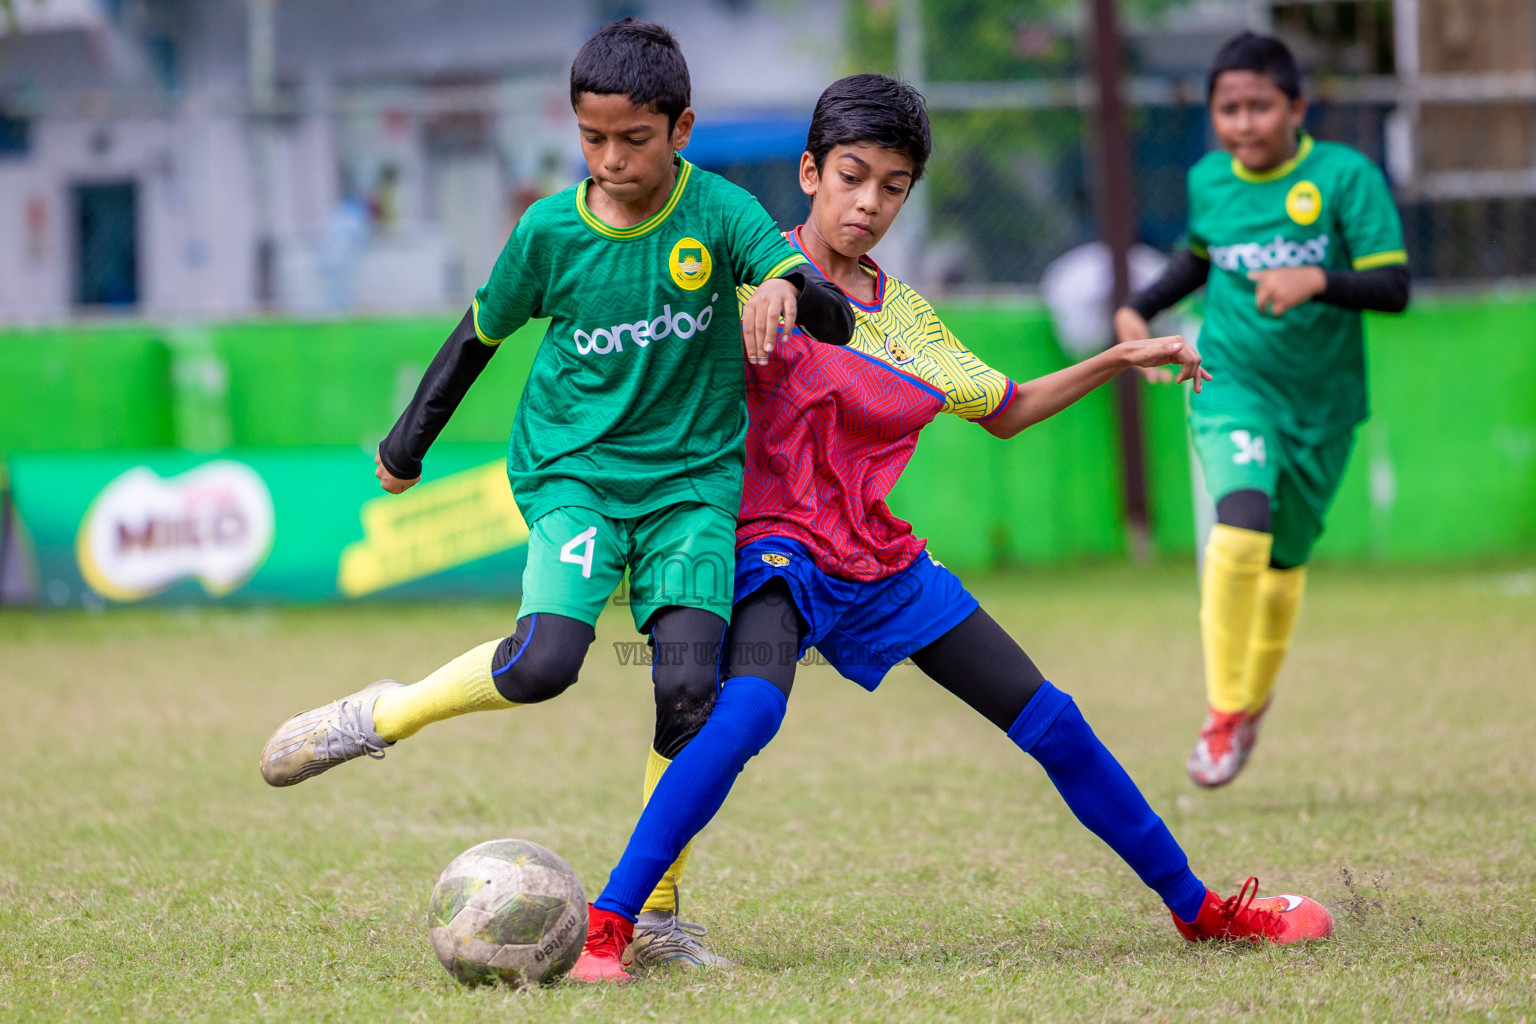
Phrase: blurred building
[
  {"left": 0, "top": 0, "right": 840, "bottom": 322},
  {"left": 0, "top": 0, "right": 1531, "bottom": 322}
]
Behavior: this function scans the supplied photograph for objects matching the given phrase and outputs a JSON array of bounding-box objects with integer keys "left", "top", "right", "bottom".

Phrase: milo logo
[{"left": 75, "top": 461, "right": 276, "bottom": 601}]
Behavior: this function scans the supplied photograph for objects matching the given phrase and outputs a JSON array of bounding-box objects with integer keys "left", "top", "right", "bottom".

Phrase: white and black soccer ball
[{"left": 426, "top": 838, "right": 587, "bottom": 988}]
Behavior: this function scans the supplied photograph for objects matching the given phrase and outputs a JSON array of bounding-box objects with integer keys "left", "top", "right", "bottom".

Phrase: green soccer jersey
[
  {"left": 471, "top": 158, "right": 808, "bottom": 524},
  {"left": 1187, "top": 133, "right": 1407, "bottom": 441}
]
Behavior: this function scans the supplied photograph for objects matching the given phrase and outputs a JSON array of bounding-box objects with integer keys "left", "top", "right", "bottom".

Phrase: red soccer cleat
[
  {"left": 567, "top": 905, "right": 635, "bottom": 984},
  {"left": 1173, "top": 877, "right": 1333, "bottom": 944},
  {"left": 1239, "top": 697, "right": 1272, "bottom": 757},
  {"left": 1186, "top": 707, "right": 1251, "bottom": 788}
]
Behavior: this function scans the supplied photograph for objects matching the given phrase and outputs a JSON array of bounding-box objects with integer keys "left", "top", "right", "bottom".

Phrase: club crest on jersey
[
  {"left": 883, "top": 332, "right": 916, "bottom": 365},
  {"left": 669, "top": 236, "right": 713, "bottom": 291},
  {"left": 761, "top": 552, "right": 792, "bottom": 567},
  {"left": 1286, "top": 180, "right": 1322, "bottom": 226}
]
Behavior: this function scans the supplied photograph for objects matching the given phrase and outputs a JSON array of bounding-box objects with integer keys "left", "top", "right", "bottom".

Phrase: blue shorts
[{"left": 734, "top": 538, "right": 979, "bottom": 691}]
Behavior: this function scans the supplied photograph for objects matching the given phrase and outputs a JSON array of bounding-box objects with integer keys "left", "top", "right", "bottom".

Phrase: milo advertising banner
[{"left": 5, "top": 445, "right": 529, "bottom": 607}]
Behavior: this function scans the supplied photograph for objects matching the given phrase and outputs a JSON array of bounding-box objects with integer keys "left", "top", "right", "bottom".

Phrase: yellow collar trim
[
  {"left": 575, "top": 158, "right": 692, "bottom": 240},
  {"left": 1231, "top": 133, "right": 1314, "bottom": 183}
]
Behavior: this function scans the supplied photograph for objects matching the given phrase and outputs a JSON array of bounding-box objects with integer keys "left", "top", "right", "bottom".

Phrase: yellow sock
[
  {"left": 370, "top": 640, "right": 517, "bottom": 742},
  {"left": 639, "top": 747, "right": 694, "bottom": 916},
  {"left": 1239, "top": 565, "right": 1307, "bottom": 714},
  {"left": 1199, "top": 524, "right": 1273, "bottom": 714}
]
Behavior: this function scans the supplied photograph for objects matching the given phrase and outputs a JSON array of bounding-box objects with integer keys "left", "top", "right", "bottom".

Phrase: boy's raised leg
[
  {"left": 258, "top": 678, "right": 404, "bottom": 787},
  {"left": 259, "top": 615, "right": 593, "bottom": 787}
]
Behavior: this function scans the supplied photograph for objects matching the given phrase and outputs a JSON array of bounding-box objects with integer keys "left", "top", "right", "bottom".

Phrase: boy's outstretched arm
[
  {"left": 1115, "top": 248, "right": 1211, "bottom": 382},
  {"left": 375, "top": 305, "right": 499, "bottom": 492},
  {"left": 981, "top": 336, "right": 1209, "bottom": 440}
]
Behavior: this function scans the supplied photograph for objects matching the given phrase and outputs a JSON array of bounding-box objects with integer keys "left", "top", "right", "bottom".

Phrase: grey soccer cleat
[
  {"left": 628, "top": 910, "right": 734, "bottom": 969},
  {"left": 259, "top": 679, "right": 402, "bottom": 787}
]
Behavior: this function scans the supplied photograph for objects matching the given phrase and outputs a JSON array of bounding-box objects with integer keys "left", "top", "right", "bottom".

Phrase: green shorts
[
  {"left": 518, "top": 502, "right": 736, "bottom": 632},
  {"left": 1191, "top": 411, "right": 1355, "bottom": 567}
]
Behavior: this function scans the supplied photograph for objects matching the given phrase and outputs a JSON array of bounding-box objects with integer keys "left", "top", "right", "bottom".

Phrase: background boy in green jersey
[
  {"left": 258, "top": 18, "right": 853, "bottom": 965},
  {"left": 1116, "top": 32, "right": 1410, "bottom": 788}
]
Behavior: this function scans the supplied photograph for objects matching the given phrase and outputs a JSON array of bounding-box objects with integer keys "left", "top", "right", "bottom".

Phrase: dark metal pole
[{"left": 1088, "top": 0, "right": 1150, "bottom": 557}]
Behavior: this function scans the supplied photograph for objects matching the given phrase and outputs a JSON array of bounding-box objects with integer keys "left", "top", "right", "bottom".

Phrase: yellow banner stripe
[
  {"left": 1352, "top": 250, "right": 1408, "bottom": 270},
  {"left": 575, "top": 160, "right": 692, "bottom": 240},
  {"left": 471, "top": 299, "right": 507, "bottom": 345}
]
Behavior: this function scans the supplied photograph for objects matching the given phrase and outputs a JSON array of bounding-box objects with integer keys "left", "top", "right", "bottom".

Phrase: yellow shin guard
[
  {"left": 1200, "top": 524, "right": 1274, "bottom": 714},
  {"left": 370, "top": 639, "right": 517, "bottom": 742},
  {"left": 1240, "top": 565, "right": 1307, "bottom": 714},
  {"left": 640, "top": 747, "right": 694, "bottom": 915}
]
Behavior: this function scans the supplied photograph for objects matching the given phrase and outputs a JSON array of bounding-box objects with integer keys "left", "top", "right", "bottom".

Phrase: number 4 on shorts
[{"left": 560, "top": 526, "right": 598, "bottom": 579}]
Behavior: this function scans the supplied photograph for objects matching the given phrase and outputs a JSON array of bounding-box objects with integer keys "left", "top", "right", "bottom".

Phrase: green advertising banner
[{"left": 6, "top": 444, "right": 529, "bottom": 607}]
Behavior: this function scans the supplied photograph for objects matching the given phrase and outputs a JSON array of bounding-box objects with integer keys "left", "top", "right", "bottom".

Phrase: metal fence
[
  {"left": 1, "top": 0, "right": 1533, "bottom": 324},
  {"left": 847, "top": 0, "right": 1536, "bottom": 290}
]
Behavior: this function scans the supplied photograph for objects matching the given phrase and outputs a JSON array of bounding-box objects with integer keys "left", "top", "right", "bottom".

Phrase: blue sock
[
  {"left": 594, "top": 675, "right": 787, "bottom": 921},
  {"left": 1008, "top": 682, "right": 1208, "bottom": 923}
]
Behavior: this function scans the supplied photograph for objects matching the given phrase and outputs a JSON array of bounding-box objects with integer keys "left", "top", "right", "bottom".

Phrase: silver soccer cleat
[
  {"left": 259, "top": 679, "right": 402, "bottom": 787},
  {"left": 628, "top": 909, "right": 734, "bottom": 969}
]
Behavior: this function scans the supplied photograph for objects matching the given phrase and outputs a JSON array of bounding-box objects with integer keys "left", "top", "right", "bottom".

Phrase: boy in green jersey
[
  {"left": 258, "top": 18, "right": 853, "bottom": 965},
  {"left": 1116, "top": 32, "right": 1410, "bottom": 788}
]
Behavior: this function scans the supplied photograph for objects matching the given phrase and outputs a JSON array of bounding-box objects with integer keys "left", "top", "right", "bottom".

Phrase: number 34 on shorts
[{"left": 1229, "top": 429, "right": 1267, "bottom": 468}]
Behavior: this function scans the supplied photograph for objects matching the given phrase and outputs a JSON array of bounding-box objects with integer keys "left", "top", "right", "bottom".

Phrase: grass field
[{"left": 3, "top": 563, "right": 1534, "bottom": 1022}]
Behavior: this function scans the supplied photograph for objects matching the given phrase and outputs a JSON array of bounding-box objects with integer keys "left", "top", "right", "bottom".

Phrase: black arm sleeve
[
  {"left": 777, "top": 265, "right": 855, "bottom": 346},
  {"left": 377, "top": 306, "right": 498, "bottom": 479},
  {"left": 1126, "top": 249, "right": 1210, "bottom": 320},
  {"left": 1318, "top": 264, "right": 1411, "bottom": 313}
]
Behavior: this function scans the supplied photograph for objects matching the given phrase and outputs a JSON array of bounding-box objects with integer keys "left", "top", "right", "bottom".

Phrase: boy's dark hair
[
  {"left": 806, "top": 74, "right": 932, "bottom": 183},
  {"left": 569, "top": 18, "right": 691, "bottom": 129},
  {"left": 1207, "top": 31, "right": 1303, "bottom": 101}
]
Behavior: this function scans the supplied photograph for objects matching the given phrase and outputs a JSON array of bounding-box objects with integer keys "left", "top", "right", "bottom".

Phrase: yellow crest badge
[
  {"left": 669, "top": 237, "right": 713, "bottom": 291},
  {"left": 1285, "top": 180, "right": 1322, "bottom": 226},
  {"left": 883, "top": 331, "right": 915, "bottom": 365},
  {"left": 761, "top": 552, "right": 792, "bottom": 567}
]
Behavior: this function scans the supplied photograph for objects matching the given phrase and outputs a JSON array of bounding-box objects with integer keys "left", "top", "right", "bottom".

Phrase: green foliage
[
  {"left": 840, "top": 0, "right": 1205, "bottom": 280},
  {"left": 843, "top": 0, "right": 1088, "bottom": 280},
  {"left": 843, "top": 0, "right": 896, "bottom": 75},
  {"left": 844, "top": 0, "right": 1074, "bottom": 80},
  {"left": 925, "top": 107, "right": 1086, "bottom": 281},
  {"left": 844, "top": 0, "right": 1190, "bottom": 82}
]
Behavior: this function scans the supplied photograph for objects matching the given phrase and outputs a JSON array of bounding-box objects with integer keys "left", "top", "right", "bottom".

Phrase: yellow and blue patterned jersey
[{"left": 736, "top": 230, "right": 1017, "bottom": 581}]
